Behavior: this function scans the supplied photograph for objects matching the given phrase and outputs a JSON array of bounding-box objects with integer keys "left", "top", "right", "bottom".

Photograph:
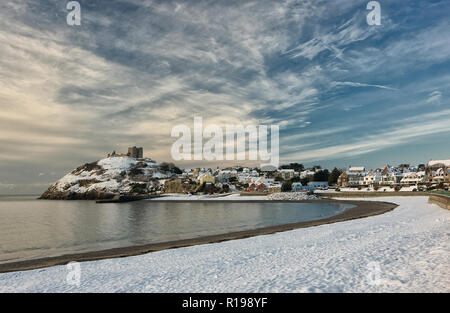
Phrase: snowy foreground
[{"left": 1, "top": 196, "right": 449, "bottom": 292}]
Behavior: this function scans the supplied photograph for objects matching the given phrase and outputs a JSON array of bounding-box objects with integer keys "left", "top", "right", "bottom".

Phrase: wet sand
[{"left": 0, "top": 199, "right": 397, "bottom": 273}]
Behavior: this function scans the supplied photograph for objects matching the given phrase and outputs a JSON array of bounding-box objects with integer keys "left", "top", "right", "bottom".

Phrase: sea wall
[
  {"left": 319, "top": 191, "right": 428, "bottom": 198},
  {"left": 428, "top": 194, "right": 450, "bottom": 210}
]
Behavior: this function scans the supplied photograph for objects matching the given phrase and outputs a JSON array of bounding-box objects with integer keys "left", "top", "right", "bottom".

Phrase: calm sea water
[{"left": 0, "top": 196, "right": 351, "bottom": 264}]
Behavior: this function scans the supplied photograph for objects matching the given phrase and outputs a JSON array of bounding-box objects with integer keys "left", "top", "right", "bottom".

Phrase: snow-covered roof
[
  {"left": 260, "top": 165, "right": 277, "bottom": 171},
  {"left": 428, "top": 159, "right": 450, "bottom": 167},
  {"left": 198, "top": 172, "right": 213, "bottom": 179},
  {"left": 349, "top": 166, "right": 365, "bottom": 172}
]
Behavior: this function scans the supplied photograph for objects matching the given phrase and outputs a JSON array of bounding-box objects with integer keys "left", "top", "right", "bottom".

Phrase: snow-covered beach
[{"left": 0, "top": 196, "right": 448, "bottom": 292}]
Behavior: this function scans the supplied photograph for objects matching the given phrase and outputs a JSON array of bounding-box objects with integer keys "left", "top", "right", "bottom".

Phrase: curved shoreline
[{"left": 0, "top": 199, "right": 397, "bottom": 274}]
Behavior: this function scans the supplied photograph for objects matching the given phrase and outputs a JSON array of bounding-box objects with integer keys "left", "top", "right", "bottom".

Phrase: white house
[
  {"left": 278, "top": 169, "right": 295, "bottom": 180},
  {"left": 363, "top": 171, "right": 382, "bottom": 186},
  {"left": 400, "top": 171, "right": 426, "bottom": 185}
]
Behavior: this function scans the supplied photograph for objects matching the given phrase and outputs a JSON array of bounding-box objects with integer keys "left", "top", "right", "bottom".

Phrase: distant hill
[{"left": 40, "top": 157, "right": 175, "bottom": 200}]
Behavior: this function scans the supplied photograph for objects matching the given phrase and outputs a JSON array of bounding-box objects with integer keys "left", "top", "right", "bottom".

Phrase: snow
[
  {"left": 153, "top": 193, "right": 268, "bottom": 201},
  {"left": 45, "top": 156, "right": 170, "bottom": 196},
  {"left": 428, "top": 159, "right": 450, "bottom": 167},
  {"left": 88, "top": 180, "right": 120, "bottom": 192},
  {"left": 1, "top": 196, "right": 449, "bottom": 292},
  {"left": 97, "top": 157, "right": 136, "bottom": 174},
  {"left": 318, "top": 186, "right": 422, "bottom": 193},
  {"left": 151, "top": 171, "right": 168, "bottom": 179},
  {"left": 268, "top": 192, "right": 317, "bottom": 200},
  {"left": 349, "top": 166, "right": 365, "bottom": 172}
]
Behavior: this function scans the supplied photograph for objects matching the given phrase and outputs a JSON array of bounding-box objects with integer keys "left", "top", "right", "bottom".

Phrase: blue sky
[{"left": 0, "top": 0, "right": 449, "bottom": 193}]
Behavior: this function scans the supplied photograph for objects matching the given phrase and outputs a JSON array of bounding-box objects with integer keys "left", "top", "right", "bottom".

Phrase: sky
[{"left": 0, "top": 0, "right": 449, "bottom": 194}]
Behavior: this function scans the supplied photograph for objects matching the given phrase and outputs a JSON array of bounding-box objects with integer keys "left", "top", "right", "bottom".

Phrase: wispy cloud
[
  {"left": 426, "top": 90, "right": 442, "bottom": 105},
  {"left": 0, "top": 0, "right": 449, "bottom": 193},
  {"left": 331, "top": 81, "right": 398, "bottom": 91},
  {"left": 283, "top": 109, "right": 450, "bottom": 162}
]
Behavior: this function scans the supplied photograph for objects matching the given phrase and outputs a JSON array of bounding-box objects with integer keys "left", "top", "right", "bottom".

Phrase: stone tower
[{"left": 128, "top": 146, "right": 143, "bottom": 158}]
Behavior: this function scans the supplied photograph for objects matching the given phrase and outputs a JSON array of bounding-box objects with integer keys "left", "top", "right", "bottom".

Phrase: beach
[{"left": 1, "top": 196, "right": 448, "bottom": 292}]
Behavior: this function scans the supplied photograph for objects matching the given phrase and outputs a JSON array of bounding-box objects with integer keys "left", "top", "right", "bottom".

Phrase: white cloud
[
  {"left": 426, "top": 91, "right": 442, "bottom": 105},
  {"left": 284, "top": 110, "right": 450, "bottom": 162},
  {"left": 331, "top": 81, "right": 398, "bottom": 91}
]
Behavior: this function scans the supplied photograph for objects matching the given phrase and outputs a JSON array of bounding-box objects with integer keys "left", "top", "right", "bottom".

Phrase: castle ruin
[
  {"left": 107, "top": 146, "right": 144, "bottom": 159},
  {"left": 127, "top": 146, "right": 143, "bottom": 159}
]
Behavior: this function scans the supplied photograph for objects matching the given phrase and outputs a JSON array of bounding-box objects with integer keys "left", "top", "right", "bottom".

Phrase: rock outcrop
[{"left": 40, "top": 157, "right": 175, "bottom": 200}]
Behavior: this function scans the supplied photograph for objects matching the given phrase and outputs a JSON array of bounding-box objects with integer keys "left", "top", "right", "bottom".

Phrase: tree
[
  {"left": 280, "top": 163, "right": 304, "bottom": 172},
  {"left": 281, "top": 181, "right": 292, "bottom": 192},
  {"left": 328, "top": 168, "right": 341, "bottom": 186},
  {"left": 172, "top": 166, "right": 183, "bottom": 175},
  {"left": 313, "top": 169, "right": 329, "bottom": 182},
  {"left": 197, "top": 182, "right": 207, "bottom": 193},
  {"left": 160, "top": 162, "right": 171, "bottom": 172}
]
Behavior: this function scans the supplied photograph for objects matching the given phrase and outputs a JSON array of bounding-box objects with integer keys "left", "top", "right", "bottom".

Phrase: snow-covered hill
[{"left": 40, "top": 157, "right": 174, "bottom": 200}]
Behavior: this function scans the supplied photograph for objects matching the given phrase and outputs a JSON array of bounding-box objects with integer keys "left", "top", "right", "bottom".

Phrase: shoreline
[
  {"left": 0, "top": 199, "right": 397, "bottom": 274},
  {"left": 318, "top": 191, "right": 429, "bottom": 198}
]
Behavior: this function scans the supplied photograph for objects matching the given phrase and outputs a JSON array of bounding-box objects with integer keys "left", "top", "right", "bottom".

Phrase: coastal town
[{"left": 107, "top": 147, "right": 450, "bottom": 195}]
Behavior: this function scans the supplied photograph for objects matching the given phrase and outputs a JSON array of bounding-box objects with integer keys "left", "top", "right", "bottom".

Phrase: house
[
  {"left": 363, "top": 171, "right": 382, "bottom": 186},
  {"left": 426, "top": 159, "right": 450, "bottom": 184},
  {"left": 292, "top": 182, "right": 304, "bottom": 192},
  {"left": 238, "top": 171, "right": 259, "bottom": 184},
  {"left": 337, "top": 171, "right": 349, "bottom": 187},
  {"left": 198, "top": 172, "right": 215, "bottom": 185},
  {"left": 427, "top": 160, "right": 450, "bottom": 168},
  {"left": 380, "top": 172, "right": 401, "bottom": 185},
  {"left": 247, "top": 177, "right": 268, "bottom": 192},
  {"left": 277, "top": 169, "right": 295, "bottom": 180},
  {"left": 248, "top": 182, "right": 267, "bottom": 192},
  {"left": 350, "top": 172, "right": 365, "bottom": 186},
  {"left": 268, "top": 184, "right": 282, "bottom": 194},
  {"left": 307, "top": 181, "right": 328, "bottom": 189},
  {"left": 217, "top": 170, "right": 237, "bottom": 182},
  {"left": 431, "top": 168, "right": 450, "bottom": 184},
  {"left": 300, "top": 170, "right": 315, "bottom": 180},
  {"left": 380, "top": 166, "right": 402, "bottom": 185},
  {"left": 400, "top": 171, "right": 426, "bottom": 185}
]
